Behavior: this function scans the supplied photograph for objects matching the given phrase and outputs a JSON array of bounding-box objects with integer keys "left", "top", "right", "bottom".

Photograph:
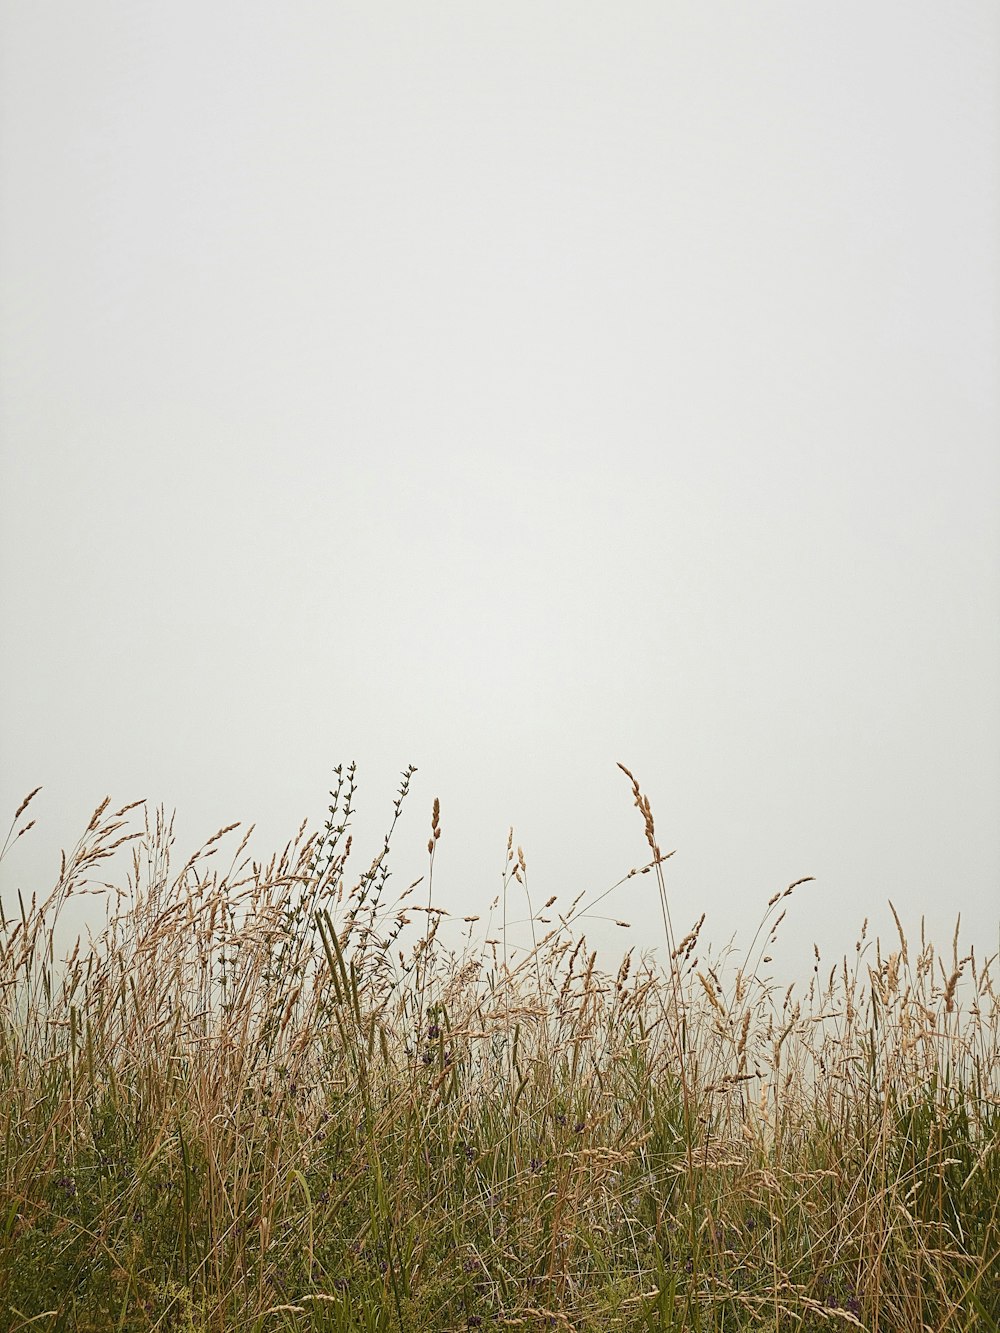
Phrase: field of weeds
[{"left": 1, "top": 764, "right": 997, "bottom": 1332}]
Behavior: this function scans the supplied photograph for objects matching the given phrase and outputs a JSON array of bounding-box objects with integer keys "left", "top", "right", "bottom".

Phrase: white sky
[{"left": 2, "top": 3, "right": 998, "bottom": 974}]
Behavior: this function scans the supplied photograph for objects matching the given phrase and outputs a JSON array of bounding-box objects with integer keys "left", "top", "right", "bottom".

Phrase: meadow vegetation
[{"left": 1, "top": 764, "right": 997, "bottom": 1331}]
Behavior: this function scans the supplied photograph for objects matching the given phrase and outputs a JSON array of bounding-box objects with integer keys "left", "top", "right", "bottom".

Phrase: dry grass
[{"left": 1, "top": 765, "right": 997, "bottom": 1332}]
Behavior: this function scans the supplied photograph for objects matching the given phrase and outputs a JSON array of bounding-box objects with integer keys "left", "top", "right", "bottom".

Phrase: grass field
[{"left": 1, "top": 765, "right": 997, "bottom": 1331}]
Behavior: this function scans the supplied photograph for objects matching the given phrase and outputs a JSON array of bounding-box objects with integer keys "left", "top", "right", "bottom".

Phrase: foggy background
[{"left": 2, "top": 3, "right": 998, "bottom": 975}]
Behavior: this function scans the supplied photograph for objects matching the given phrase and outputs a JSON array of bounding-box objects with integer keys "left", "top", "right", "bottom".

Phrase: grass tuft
[{"left": 0, "top": 766, "right": 996, "bottom": 1331}]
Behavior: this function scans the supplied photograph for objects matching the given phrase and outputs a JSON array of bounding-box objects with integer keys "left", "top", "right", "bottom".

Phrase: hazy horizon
[{"left": 2, "top": 3, "right": 998, "bottom": 976}]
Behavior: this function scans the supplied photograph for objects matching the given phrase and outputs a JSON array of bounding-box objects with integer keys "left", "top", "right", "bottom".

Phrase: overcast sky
[{"left": 2, "top": 3, "right": 998, "bottom": 975}]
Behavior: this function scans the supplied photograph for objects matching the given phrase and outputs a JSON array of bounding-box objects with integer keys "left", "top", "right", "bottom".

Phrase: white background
[{"left": 2, "top": 3, "right": 998, "bottom": 974}]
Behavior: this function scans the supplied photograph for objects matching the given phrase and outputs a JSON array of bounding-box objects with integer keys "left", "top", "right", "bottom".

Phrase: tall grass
[{"left": 1, "top": 766, "right": 997, "bottom": 1332}]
